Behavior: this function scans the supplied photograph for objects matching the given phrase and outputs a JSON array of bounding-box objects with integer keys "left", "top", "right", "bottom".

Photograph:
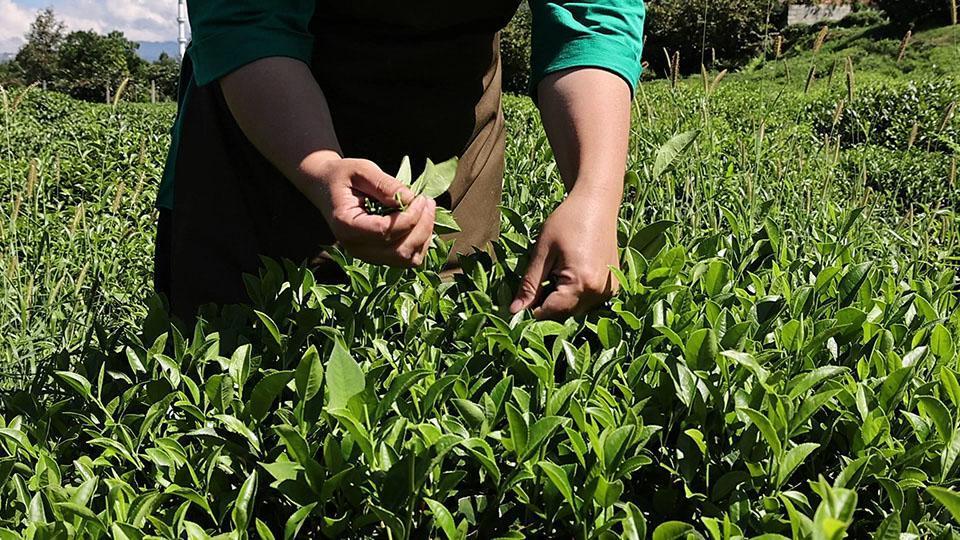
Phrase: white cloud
[
  {"left": 0, "top": 0, "right": 34, "bottom": 52},
  {"left": 0, "top": 1, "right": 191, "bottom": 54}
]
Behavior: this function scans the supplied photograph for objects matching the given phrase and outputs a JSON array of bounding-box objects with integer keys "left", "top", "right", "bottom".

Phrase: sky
[{"left": 0, "top": 0, "right": 189, "bottom": 54}]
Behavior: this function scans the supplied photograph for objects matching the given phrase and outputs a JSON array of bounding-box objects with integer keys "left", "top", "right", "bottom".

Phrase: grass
[
  {"left": 0, "top": 19, "right": 959, "bottom": 538},
  {"left": 0, "top": 90, "right": 171, "bottom": 386}
]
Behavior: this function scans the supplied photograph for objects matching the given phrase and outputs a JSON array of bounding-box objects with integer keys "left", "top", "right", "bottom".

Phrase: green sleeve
[
  {"left": 529, "top": 0, "right": 645, "bottom": 95},
  {"left": 186, "top": 0, "right": 317, "bottom": 86}
]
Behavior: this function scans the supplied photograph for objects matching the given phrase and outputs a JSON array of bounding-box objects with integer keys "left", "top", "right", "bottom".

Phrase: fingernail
[{"left": 509, "top": 299, "right": 522, "bottom": 313}]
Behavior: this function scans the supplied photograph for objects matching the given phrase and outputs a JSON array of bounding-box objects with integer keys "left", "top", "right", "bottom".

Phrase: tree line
[{"left": 0, "top": 9, "right": 180, "bottom": 103}]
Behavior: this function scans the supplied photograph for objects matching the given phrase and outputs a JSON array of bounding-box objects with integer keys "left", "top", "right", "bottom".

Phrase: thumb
[
  {"left": 353, "top": 163, "right": 416, "bottom": 207},
  {"left": 532, "top": 285, "right": 580, "bottom": 321},
  {"left": 510, "top": 243, "right": 552, "bottom": 314}
]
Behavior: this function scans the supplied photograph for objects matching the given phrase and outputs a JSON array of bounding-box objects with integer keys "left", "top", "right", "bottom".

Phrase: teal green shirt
[{"left": 158, "top": 1, "right": 645, "bottom": 209}]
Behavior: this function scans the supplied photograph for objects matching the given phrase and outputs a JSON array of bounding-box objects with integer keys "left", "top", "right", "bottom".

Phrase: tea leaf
[
  {"left": 836, "top": 262, "right": 872, "bottom": 306},
  {"left": 879, "top": 366, "right": 914, "bottom": 412},
  {"left": 787, "top": 366, "right": 847, "bottom": 399},
  {"left": 434, "top": 207, "right": 461, "bottom": 234},
  {"left": 412, "top": 157, "right": 459, "bottom": 198},
  {"left": 928, "top": 486, "right": 960, "bottom": 523},
  {"left": 630, "top": 220, "right": 677, "bottom": 258},
  {"left": 254, "top": 311, "right": 283, "bottom": 348},
  {"left": 621, "top": 502, "right": 647, "bottom": 540},
  {"left": 603, "top": 425, "right": 635, "bottom": 473},
  {"left": 684, "top": 328, "right": 718, "bottom": 371},
  {"left": 256, "top": 519, "right": 276, "bottom": 540},
  {"left": 54, "top": 371, "right": 93, "bottom": 400},
  {"left": 777, "top": 443, "right": 819, "bottom": 488},
  {"left": 231, "top": 470, "right": 257, "bottom": 532},
  {"left": 325, "top": 340, "right": 365, "bottom": 410},
  {"left": 506, "top": 403, "right": 528, "bottom": 455},
  {"left": 284, "top": 502, "right": 317, "bottom": 540},
  {"left": 249, "top": 370, "right": 295, "bottom": 421},
  {"left": 872, "top": 512, "right": 901, "bottom": 540},
  {"left": 396, "top": 155, "right": 412, "bottom": 186},
  {"left": 918, "top": 396, "right": 953, "bottom": 441},
  {"left": 521, "top": 416, "right": 567, "bottom": 462},
  {"left": 931, "top": 324, "right": 956, "bottom": 360},
  {"left": 652, "top": 521, "right": 699, "bottom": 540},
  {"left": 424, "top": 498, "right": 458, "bottom": 540},
  {"left": 295, "top": 345, "right": 324, "bottom": 401},
  {"left": 740, "top": 407, "right": 783, "bottom": 456},
  {"left": 538, "top": 461, "right": 575, "bottom": 510}
]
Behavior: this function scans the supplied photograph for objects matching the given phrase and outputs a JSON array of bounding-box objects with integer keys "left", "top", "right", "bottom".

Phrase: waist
[{"left": 311, "top": 30, "right": 503, "bottom": 169}]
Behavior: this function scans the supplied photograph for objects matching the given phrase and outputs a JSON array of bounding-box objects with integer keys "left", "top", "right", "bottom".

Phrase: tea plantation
[{"left": 1, "top": 22, "right": 959, "bottom": 539}]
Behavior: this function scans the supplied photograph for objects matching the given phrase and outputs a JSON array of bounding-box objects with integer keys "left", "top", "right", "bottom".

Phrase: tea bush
[
  {"left": 0, "top": 88, "right": 171, "bottom": 384},
  {"left": 806, "top": 79, "right": 960, "bottom": 154},
  {"left": 839, "top": 145, "right": 958, "bottom": 209},
  {"left": 3, "top": 26, "right": 960, "bottom": 537},
  {"left": 3, "top": 207, "right": 960, "bottom": 537}
]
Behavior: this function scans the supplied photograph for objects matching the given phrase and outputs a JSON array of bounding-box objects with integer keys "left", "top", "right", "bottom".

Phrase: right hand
[{"left": 300, "top": 157, "right": 437, "bottom": 267}]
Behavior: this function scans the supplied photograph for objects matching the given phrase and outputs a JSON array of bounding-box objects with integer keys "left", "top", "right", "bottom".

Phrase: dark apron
[{"left": 158, "top": 1, "right": 520, "bottom": 320}]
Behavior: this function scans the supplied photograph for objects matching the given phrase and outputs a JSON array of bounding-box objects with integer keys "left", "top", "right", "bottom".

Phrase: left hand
[{"left": 509, "top": 190, "right": 620, "bottom": 320}]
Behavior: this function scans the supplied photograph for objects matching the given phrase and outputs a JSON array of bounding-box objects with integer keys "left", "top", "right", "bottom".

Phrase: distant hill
[
  {"left": 137, "top": 41, "right": 180, "bottom": 62},
  {"left": 0, "top": 52, "right": 15, "bottom": 64}
]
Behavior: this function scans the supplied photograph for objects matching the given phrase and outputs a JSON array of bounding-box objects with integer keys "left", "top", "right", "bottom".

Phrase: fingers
[
  {"left": 380, "top": 196, "right": 426, "bottom": 242},
  {"left": 336, "top": 195, "right": 425, "bottom": 242},
  {"left": 510, "top": 242, "right": 553, "bottom": 314},
  {"left": 350, "top": 161, "right": 416, "bottom": 207},
  {"left": 338, "top": 197, "right": 435, "bottom": 267},
  {"left": 395, "top": 198, "right": 436, "bottom": 266},
  {"left": 533, "top": 287, "right": 581, "bottom": 321},
  {"left": 531, "top": 271, "right": 618, "bottom": 321},
  {"left": 314, "top": 158, "right": 440, "bottom": 268}
]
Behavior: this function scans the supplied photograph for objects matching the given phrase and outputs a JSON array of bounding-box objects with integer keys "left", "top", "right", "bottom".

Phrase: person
[{"left": 154, "top": 1, "right": 644, "bottom": 322}]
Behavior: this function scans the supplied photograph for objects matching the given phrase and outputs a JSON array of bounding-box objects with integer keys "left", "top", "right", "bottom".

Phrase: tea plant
[
  {"left": 2, "top": 199, "right": 959, "bottom": 537},
  {"left": 1, "top": 22, "right": 960, "bottom": 538}
]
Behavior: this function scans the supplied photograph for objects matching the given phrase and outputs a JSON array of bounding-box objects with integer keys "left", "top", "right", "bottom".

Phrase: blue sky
[{"left": 0, "top": 0, "right": 189, "bottom": 53}]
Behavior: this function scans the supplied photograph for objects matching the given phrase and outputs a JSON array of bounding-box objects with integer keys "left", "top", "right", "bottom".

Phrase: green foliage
[
  {"left": 0, "top": 88, "right": 172, "bottom": 385},
  {"left": 876, "top": 0, "right": 955, "bottom": 27},
  {"left": 835, "top": 8, "right": 889, "bottom": 29},
  {"left": 501, "top": 7, "right": 532, "bottom": 94},
  {"left": 55, "top": 30, "right": 134, "bottom": 102},
  {"left": 13, "top": 8, "right": 64, "bottom": 85},
  {"left": 0, "top": 205, "right": 960, "bottom": 538},
  {"left": 10, "top": 9, "right": 180, "bottom": 103},
  {"left": 839, "top": 146, "right": 958, "bottom": 209},
  {"left": 807, "top": 79, "right": 960, "bottom": 154},
  {"left": 644, "top": 0, "right": 785, "bottom": 75},
  {"left": 144, "top": 53, "right": 181, "bottom": 101},
  {"left": 4, "top": 26, "right": 960, "bottom": 536},
  {"left": 2, "top": 184, "right": 960, "bottom": 536},
  {"left": 746, "top": 23, "right": 960, "bottom": 84}
]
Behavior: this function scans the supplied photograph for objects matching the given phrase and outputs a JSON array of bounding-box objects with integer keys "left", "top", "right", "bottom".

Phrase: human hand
[
  {"left": 509, "top": 190, "right": 620, "bottom": 320},
  {"left": 300, "top": 157, "right": 437, "bottom": 267}
]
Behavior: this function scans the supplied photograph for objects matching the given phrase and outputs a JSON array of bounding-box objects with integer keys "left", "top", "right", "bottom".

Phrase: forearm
[
  {"left": 537, "top": 68, "right": 632, "bottom": 213},
  {"left": 219, "top": 57, "right": 342, "bottom": 192}
]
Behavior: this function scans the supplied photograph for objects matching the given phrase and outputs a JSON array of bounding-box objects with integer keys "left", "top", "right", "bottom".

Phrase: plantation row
[{"left": 1, "top": 23, "right": 960, "bottom": 539}]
